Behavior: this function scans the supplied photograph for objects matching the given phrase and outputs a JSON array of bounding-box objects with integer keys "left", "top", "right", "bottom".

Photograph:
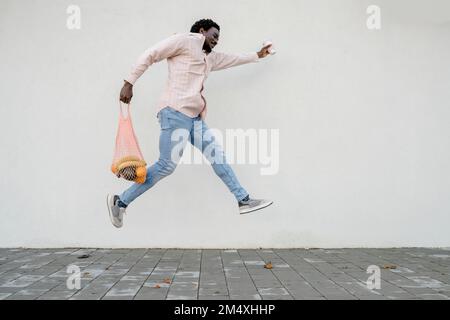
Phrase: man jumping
[{"left": 107, "top": 19, "right": 273, "bottom": 228}]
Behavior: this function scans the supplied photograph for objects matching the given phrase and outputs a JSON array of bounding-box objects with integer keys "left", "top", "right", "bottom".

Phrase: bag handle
[{"left": 119, "top": 101, "right": 131, "bottom": 120}]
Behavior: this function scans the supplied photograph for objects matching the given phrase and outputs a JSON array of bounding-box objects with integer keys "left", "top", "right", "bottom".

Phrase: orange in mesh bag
[{"left": 111, "top": 102, "right": 147, "bottom": 184}]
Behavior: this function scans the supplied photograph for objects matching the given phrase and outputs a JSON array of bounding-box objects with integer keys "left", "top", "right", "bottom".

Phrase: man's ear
[{"left": 199, "top": 27, "right": 205, "bottom": 35}]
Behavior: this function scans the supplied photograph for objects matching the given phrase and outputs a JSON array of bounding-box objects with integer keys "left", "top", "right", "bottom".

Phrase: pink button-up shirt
[{"left": 125, "top": 32, "right": 260, "bottom": 119}]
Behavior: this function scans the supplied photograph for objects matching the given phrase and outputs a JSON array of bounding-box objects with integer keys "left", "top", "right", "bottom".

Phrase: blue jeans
[{"left": 119, "top": 107, "right": 249, "bottom": 205}]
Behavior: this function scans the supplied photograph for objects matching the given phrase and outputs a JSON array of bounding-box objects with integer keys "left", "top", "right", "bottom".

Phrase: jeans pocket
[{"left": 158, "top": 110, "right": 171, "bottom": 130}]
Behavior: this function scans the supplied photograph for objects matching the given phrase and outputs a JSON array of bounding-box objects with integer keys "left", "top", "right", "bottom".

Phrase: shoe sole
[
  {"left": 240, "top": 200, "right": 274, "bottom": 215},
  {"left": 106, "top": 194, "right": 122, "bottom": 228}
]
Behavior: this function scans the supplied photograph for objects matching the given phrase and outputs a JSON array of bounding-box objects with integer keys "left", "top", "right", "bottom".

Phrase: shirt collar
[
  {"left": 189, "top": 32, "right": 205, "bottom": 42},
  {"left": 188, "top": 32, "right": 207, "bottom": 51}
]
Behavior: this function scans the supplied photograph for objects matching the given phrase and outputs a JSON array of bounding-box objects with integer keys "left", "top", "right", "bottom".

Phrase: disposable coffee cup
[{"left": 263, "top": 40, "right": 276, "bottom": 55}]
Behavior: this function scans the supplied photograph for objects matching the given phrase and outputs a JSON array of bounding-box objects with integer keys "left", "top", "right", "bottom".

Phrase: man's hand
[
  {"left": 257, "top": 44, "right": 273, "bottom": 59},
  {"left": 120, "top": 81, "right": 133, "bottom": 104}
]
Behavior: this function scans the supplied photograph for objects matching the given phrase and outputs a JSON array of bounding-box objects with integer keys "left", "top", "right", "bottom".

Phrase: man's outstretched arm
[
  {"left": 211, "top": 43, "right": 272, "bottom": 72},
  {"left": 120, "top": 34, "right": 185, "bottom": 103}
]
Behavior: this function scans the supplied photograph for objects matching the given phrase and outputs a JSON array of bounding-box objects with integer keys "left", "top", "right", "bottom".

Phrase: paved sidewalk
[{"left": 0, "top": 248, "right": 449, "bottom": 300}]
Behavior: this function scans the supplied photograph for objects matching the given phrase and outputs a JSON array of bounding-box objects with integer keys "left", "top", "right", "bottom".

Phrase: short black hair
[{"left": 190, "top": 19, "right": 220, "bottom": 33}]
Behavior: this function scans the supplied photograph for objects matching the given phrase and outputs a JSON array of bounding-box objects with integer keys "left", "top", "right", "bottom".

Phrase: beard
[{"left": 202, "top": 43, "right": 212, "bottom": 53}]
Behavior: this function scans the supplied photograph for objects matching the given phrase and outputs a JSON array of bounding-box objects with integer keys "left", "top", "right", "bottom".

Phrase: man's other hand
[{"left": 257, "top": 44, "right": 273, "bottom": 59}]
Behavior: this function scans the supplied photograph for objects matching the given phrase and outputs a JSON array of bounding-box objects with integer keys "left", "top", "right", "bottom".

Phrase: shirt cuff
[{"left": 124, "top": 76, "right": 137, "bottom": 85}]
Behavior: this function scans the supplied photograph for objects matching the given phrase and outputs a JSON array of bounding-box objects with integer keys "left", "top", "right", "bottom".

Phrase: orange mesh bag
[{"left": 111, "top": 102, "right": 147, "bottom": 184}]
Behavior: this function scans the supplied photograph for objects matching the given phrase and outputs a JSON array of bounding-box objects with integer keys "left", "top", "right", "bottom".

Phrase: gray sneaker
[
  {"left": 107, "top": 194, "right": 126, "bottom": 228},
  {"left": 239, "top": 198, "right": 273, "bottom": 215}
]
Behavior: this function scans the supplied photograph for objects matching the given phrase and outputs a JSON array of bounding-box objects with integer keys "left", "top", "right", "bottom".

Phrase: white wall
[{"left": 1, "top": 0, "right": 449, "bottom": 248}]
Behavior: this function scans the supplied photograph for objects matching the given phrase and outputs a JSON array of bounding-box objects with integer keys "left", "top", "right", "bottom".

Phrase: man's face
[{"left": 200, "top": 27, "right": 220, "bottom": 53}]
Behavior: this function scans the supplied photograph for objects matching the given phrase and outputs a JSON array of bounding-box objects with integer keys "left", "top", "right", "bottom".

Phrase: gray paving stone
[
  {"left": 199, "top": 288, "right": 228, "bottom": 296},
  {"left": 38, "top": 290, "right": 76, "bottom": 300},
  {"left": 134, "top": 293, "right": 167, "bottom": 300},
  {"left": 416, "top": 293, "right": 450, "bottom": 300},
  {"left": 230, "top": 293, "right": 262, "bottom": 300},
  {"left": 0, "top": 275, "right": 45, "bottom": 288},
  {"left": 6, "top": 288, "right": 49, "bottom": 300},
  {"left": 103, "top": 281, "right": 142, "bottom": 299},
  {"left": 166, "top": 292, "right": 197, "bottom": 300},
  {"left": 199, "top": 295, "right": 229, "bottom": 300},
  {"left": 169, "top": 281, "right": 198, "bottom": 291},
  {"left": 0, "top": 292, "right": 13, "bottom": 300},
  {"left": 0, "top": 248, "right": 448, "bottom": 300}
]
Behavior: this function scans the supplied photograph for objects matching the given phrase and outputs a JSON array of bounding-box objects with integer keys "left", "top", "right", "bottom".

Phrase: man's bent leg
[{"left": 190, "top": 119, "right": 249, "bottom": 202}]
